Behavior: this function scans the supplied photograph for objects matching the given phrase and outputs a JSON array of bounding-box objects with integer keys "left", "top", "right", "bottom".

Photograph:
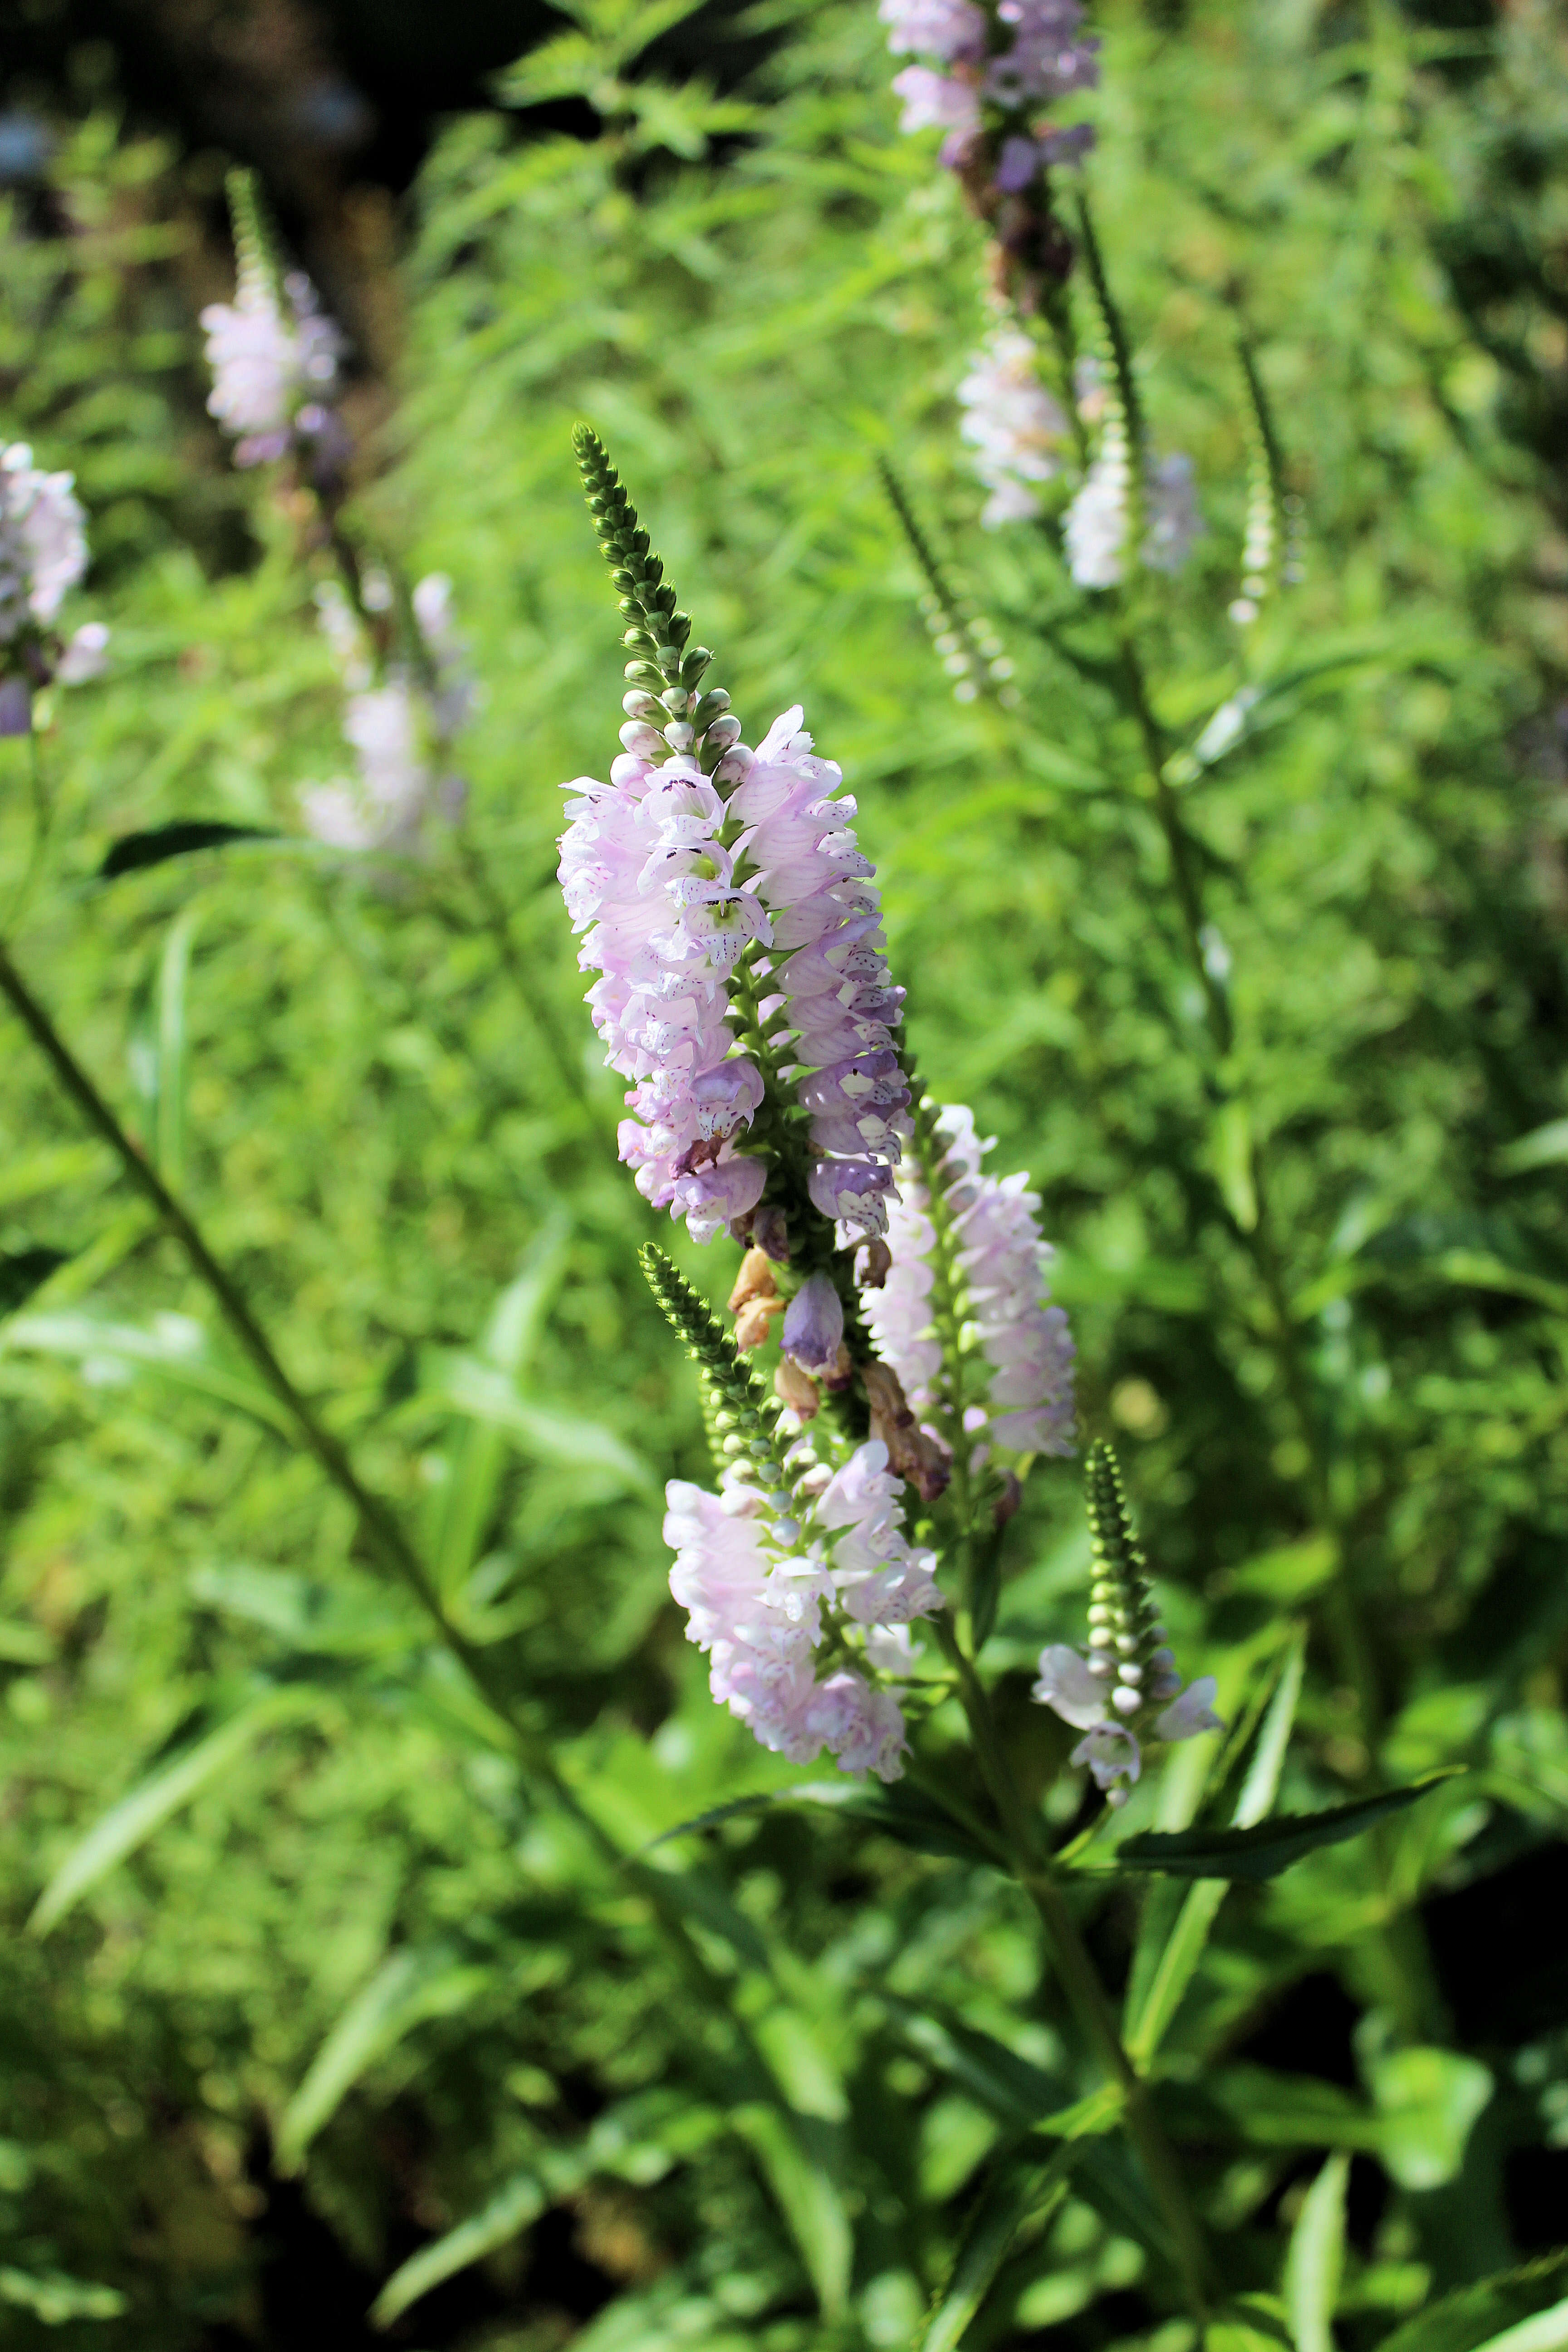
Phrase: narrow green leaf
[
  {"left": 1126, "top": 1632, "right": 1306, "bottom": 2062},
  {"left": 430, "top": 1220, "right": 572, "bottom": 1593},
  {"left": 0, "top": 2265, "right": 128, "bottom": 2322},
  {"left": 1472, "top": 2302, "right": 1568, "bottom": 2352},
  {"left": 188, "top": 1563, "right": 422, "bottom": 1659},
  {"left": 0, "top": 1245, "right": 69, "bottom": 1315},
  {"left": 98, "top": 820, "right": 278, "bottom": 879},
  {"left": 1497, "top": 1117, "right": 1568, "bottom": 1175},
  {"left": 3, "top": 1308, "right": 296, "bottom": 1435},
  {"left": 0, "top": 1142, "right": 105, "bottom": 1213},
  {"left": 1211, "top": 1099, "right": 1258, "bottom": 1232},
  {"left": 1115, "top": 1771, "right": 1458, "bottom": 1881},
  {"left": 919, "top": 2145, "right": 1074, "bottom": 2352},
  {"left": 30, "top": 1686, "right": 319, "bottom": 1933},
  {"left": 277, "top": 1942, "right": 495, "bottom": 2172},
  {"left": 1378, "top": 2257, "right": 1568, "bottom": 2352},
  {"left": 155, "top": 906, "right": 197, "bottom": 1187},
  {"left": 647, "top": 1779, "right": 1002, "bottom": 1867},
  {"left": 1284, "top": 2152, "right": 1348, "bottom": 2352},
  {"left": 370, "top": 2166, "right": 546, "bottom": 2328},
  {"left": 731, "top": 2102, "right": 853, "bottom": 2317},
  {"left": 426, "top": 1352, "right": 652, "bottom": 1491}
]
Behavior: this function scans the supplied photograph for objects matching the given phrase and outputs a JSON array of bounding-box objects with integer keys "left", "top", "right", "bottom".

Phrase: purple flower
[
  {"left": 782, "top": 1271, "right": 844, "bottom": 1374},
  {"left": 1032, "top": 1641, "right": 1223, "bottom": 1807},
  {"left": 0, "top": 675, "right": 30, "bottom": 735},
  {"left": 662, "top": 1450, "right": 938, "bottom": 1780},
  {"left": 958, "top": 327, "right": 1068, "bottom": 528},
  {"left": 558, "top": 750, "right": 769, "bottom": 1241},
  {"left": 878, "top": 0, "right": 987, "bottom": 62},
  {"left": 891, "top": 64, "right": 981, "bottom": 139},
  {"left": 1, "top": 443, "right": 87, "bottom": 644},
  {"left": 995, "top": 135, "right": 1039, "bottom": 192},
  {"left": 864, "top": 1105, "right": 1076, "bottom": 1455},
  {"left": 729, "top": 706, "right": 910, "bottom": 1238}
]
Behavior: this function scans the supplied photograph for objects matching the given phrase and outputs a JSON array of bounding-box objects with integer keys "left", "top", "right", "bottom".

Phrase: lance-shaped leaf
[
  {"left": 1284, "top": 2153, "right": 1348, "bottom": 2352},
  {"left": 1378, "top": 2254, "right": 1568, "bottom": 2352},
  {"left": 98, "top": 821, "right": 280, "bottom": 880},
  {"left": 30, "top": 1684, "right": 323, "bottom": 1933},
  {"left": 1113, "top": 1771, "right": 1459, "bottom": 1882},
  {"left": 918, "top": 2142, "right": 1076, "bottom": 2352},
  {"left": 3, "top": 1308, "right": 295, "bottom": 1436},
  {"left": 647, "top": 1778, "right": 1004, "bottom": 1869},
  {"left": 420, "top": 1351, "right": 652, "bottom": 1493},
  {"left": 277, "top": 1942, "right": 495, "bottom": 2172},
  {"left": 0, "top": 1246, "right": 69, "bottom": 1316},
  {"left": 371, "top": 2166, "right": 547, "bottom": 2329},
  {"left": 1124, "top": 1628, "right": 1305, "bottom": 2062},
  {"left": 730, "top": 2103, "right": 853, "bottom": 2318}
]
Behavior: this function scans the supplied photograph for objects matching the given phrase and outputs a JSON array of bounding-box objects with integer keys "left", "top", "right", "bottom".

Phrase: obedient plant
[
  {"left": 554, "top": 428, "right": 1233, "bottom": 1812},
  {"left": 0, "top": 443, "right": 107, "bottom": 736},
  {"left": 201, "top": 176, "right": 475, "bottom": 865}
]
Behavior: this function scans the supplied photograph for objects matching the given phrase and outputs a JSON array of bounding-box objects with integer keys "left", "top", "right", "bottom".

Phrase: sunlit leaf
[
  {"left": 1284, "top": 2153, "right": 1348, "bottom": 2352},
  {"left": 277, "top": 1942, "right": 496, "bottom": 2172},
  {"left": 370, "top": 2165, "right": 546, "bottom": 2328},
  {"left": 30, "top": 1685, "right": 323, "bottom": 1933},
  {"left": 918, "top": 2144, "right": 1074, "bottom": 2352},
  {"left": 1378, "top": 2257, "right": 1568, "bottom": 2352}
]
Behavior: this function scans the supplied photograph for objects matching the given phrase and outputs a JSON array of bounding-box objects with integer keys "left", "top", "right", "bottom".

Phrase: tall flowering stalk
[
  {"left": 552, "top": 453, "right": 1228, "bottom": 2294},
  {"left": 553, "top": 432, "right": 1234, "bottom": 1852},
  {"left": 200, "top": 171, "right": 348, "bottom": 490}
]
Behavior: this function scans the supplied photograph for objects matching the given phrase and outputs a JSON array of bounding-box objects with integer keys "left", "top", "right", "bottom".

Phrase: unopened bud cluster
[{"left": 1083, "top": 1440, "right": 1176, "bottom": 1718}]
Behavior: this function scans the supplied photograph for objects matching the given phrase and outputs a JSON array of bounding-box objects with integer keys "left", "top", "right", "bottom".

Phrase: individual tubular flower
[
  {"left": 201, "top": 171, "right": 346, "bottom": 475},
  {"left": 863, "top": 1103, "right": 1076, "bottom": 1455},
  {"left": 648, "top": 1249, "right": 936, "bottom": 1780},
  {"left": 1031, "top": 1442, "right": 1221, "bottom": 1805},
  {"left": 727, "top": 706, "right": 909, "bottom": 1239},
  {"left": 299, "top": 577, "right": 472, "bottom": 858},
  {"left": 957, "top": 323, "right": 1069, "bottom": 526}
]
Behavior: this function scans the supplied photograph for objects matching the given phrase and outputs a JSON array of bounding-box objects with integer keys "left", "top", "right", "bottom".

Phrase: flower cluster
[
  {"left": 299, "top": 576, "right": 472, "bottom": 858},
  {"left": 560, "top": 755, "right": 769, "bottom": 1242},
  {"left": 734, "top": 707, "right": 908, "bottom": 1239},
  {"left": 665, "top": 1432, "right": 943, "bottom": 1781},
  {"left": 1031, "top": 1442, "right": 1221, "bottom": 1804},
  {"left": 201, "top": 270, "right": 344, "bottom": 470},
  {"left": 559, "top": 431, "right": 911, "bottom": 1248},
  {"left": 883, "top": 0, "right": 1099, "bottom": 305},
  {"left": 0, "top": 443, "right": 107, "bottom": 733},
  {"left": 1064, "top": 444, "right": 1201, "bottom": 590},
  {"left": 201, "top": 174, "right": 348, "bottom": 486},
  {"left": 864, "top": 1104, "right": 1076, "bottom": 1456},
  {"left": 958, "top": 323, "right": 1069, "bottom": 525}
]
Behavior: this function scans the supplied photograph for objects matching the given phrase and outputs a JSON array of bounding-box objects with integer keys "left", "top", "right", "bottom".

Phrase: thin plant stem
[
  {"left": 932, "top": 1617, "right": 1214, "bottom": 2319},
  {"left": 0, "top": 933, "right": 859, "bottom": 2239}
]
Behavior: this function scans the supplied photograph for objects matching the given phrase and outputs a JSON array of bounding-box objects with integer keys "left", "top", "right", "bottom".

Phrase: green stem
[
  {"left": 934, "top": 1618, "right": 1214, "bottom": 2319},
  {"left": 0, "top": 932, "right": 847, "bottom": 2179}
]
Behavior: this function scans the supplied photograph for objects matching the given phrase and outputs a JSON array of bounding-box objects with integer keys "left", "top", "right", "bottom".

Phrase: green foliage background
[{"left": 3, "top": 1, "right": 1568, "bottom": 2345}]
